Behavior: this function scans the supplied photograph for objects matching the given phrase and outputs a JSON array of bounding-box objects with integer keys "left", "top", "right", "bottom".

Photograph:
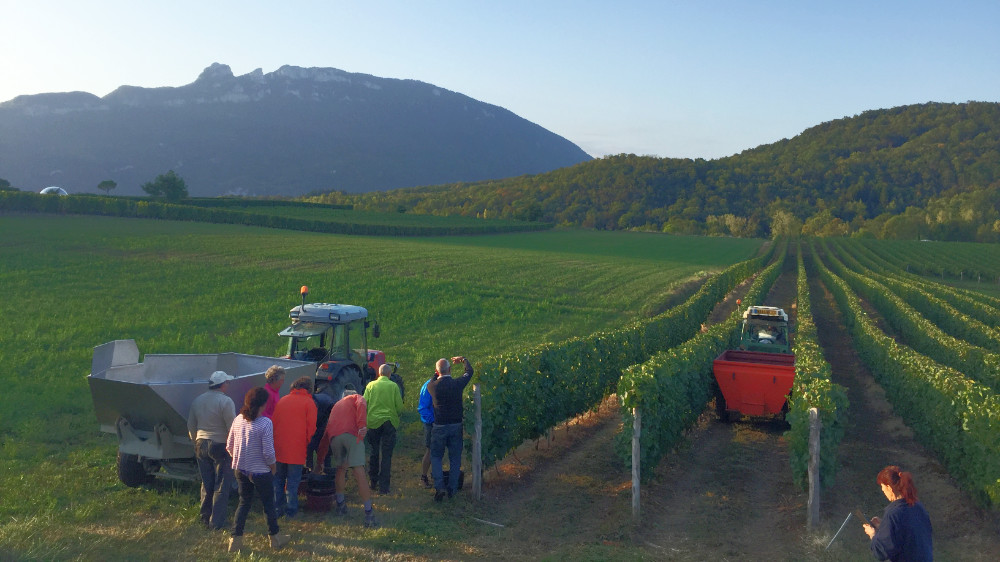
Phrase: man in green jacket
[{"left": 363, "top": 364, "right": 404, "bottom": 494}]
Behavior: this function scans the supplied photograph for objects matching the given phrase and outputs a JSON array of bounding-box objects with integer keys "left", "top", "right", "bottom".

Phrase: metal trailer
[{"left": 87, "top": 339, "right": 314, "bottom": 486}]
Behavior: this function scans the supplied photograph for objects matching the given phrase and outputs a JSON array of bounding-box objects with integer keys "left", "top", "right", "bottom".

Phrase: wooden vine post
[
  {"left": 473, "top": 384, "right": 483, "bottom": 500},
  {"left": 632, "top": 407, "right": 641, "bottom": 520},
  {"left": 807, "top": 407, "right": 821, "bottom": 529}
]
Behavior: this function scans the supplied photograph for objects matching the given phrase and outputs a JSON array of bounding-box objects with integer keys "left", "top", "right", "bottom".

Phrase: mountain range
[{"left": 0, "top": 63, "right": 592, "bottom": 196}]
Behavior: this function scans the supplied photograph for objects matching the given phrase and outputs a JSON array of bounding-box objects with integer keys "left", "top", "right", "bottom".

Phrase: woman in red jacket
[{"left": 271, "top": 376, "right": 317, "bottom": 518}]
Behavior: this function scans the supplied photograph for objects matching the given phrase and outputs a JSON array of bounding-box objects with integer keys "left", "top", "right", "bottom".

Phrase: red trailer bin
[{"left": 712, "top": 349, "right": 795, "bottom": 419}]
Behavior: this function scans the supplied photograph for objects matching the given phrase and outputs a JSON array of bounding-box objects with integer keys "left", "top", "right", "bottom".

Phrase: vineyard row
[{"left": 811, "top": 239, "right": 1000, "bottom": 507}]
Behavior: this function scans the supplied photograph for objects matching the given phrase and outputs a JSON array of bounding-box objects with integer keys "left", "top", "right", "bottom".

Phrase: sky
[{"left": 2, "top": 0, "right": 998, "bottom": 160}]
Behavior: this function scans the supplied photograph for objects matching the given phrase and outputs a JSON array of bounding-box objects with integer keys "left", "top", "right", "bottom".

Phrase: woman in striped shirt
[{"left": 226, "top": 386, "right": 290, "bottom": 552}]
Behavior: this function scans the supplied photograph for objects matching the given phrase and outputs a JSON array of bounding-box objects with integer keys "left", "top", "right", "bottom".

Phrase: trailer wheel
[
  {"left": 777, "top": 397, "right": 791, "bottom": 425},
  {"left": 117, "top": 451, "right": 153, "bottom": 487},
  {"left": 713, "top": 385, "right": 735, "bottom": 423}
]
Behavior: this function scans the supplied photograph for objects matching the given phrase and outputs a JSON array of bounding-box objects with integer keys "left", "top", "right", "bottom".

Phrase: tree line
[
  {"left": 311, "top": 102, "right": 1000, "bottom": 242},
  {"left": 1, "top": 171, "right": 186, "bottom": 200}
]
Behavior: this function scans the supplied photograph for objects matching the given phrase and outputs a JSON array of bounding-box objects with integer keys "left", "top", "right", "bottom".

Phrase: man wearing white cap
[{"left": 187, "top": 370, "right": 237, "bottom": 530}]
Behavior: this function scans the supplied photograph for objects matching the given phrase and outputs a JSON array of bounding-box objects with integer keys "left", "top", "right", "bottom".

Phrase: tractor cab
[
  {"left": 280, "top": 304, "right": 370, "bottom": 364},
  {"left": 279, "top": 287, "right": 384, "bottom": 399},
  {"left": 738, "top": 305, "right": 791, "bottom": 354}
]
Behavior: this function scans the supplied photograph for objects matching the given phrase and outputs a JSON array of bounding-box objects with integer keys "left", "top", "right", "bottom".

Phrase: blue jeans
[
  {"left": 273, "top": 463, "right": 303, "bottom": 517},
  {"left": 430, "top": 423, "right": 463, "bottom": 493},
  {"left": 232, "top": 470, "right": 280, "bottom": 537},
  {"left": 195, "top": 439, "right": 235, "bottom": 529}
]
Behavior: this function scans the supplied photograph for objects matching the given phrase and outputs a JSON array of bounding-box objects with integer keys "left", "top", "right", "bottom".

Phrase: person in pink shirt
[
  {"left": 261, "top": 365, "right": 285, "bottom": 419},
  {"left": 225, "top": 387, "right": 290, "bottom": 553}
]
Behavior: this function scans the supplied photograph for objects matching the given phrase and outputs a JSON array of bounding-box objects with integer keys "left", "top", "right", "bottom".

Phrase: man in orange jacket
[
  {"left": 316, "top": 387, "right": 378, "bottom": 528},
  {"left": 271, "top": 376, "right": 317, "bottom": 518}
]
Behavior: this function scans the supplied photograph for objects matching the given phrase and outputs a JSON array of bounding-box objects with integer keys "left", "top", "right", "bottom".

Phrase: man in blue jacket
[{"left": 417, "top": 370, "right": 439, "bottom": 488}]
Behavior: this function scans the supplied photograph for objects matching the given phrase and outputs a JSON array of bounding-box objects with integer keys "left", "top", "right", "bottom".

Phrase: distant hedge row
[
  {"left": 0, "top": 192, "right": 551, "bottom": 236},
  {"left": 176, "top": 198, "right": 353, "bottom": 210}
]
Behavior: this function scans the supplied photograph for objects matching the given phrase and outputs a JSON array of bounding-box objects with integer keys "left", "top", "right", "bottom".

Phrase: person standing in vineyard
[
  {"left": 306, "top": 390, "right": 336, "bottom": 473},
  {"left": 417, "top": 369, "right": 440, "bottom": 488},
  {"left": 226, "top": 387, "right": 290, "bottom": 552},
  {"left": 315, "top": 387, "right": 379, "bottom": 528},
  {"left": 862, "top": 465, "right": 933, "bottom": 561},
  {"left": 187, "top": 370, "right": 236, "bottom": 530},
  {"left": 271, "top": 376, "right": 317, "bottom": 518},
  {"left": 261, "top": 365, "right": 285, "bottom": 419},
  {"left": 428, "top": 356, "right": 474, "bottom": 502},
  {"left": 364, "top": 363, "right": 404, "bottom": 494}
]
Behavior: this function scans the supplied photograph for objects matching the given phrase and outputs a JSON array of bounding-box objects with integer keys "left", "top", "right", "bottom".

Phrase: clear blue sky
[{"left": 3, "top": 0, "right": 998, "bottom": 160}]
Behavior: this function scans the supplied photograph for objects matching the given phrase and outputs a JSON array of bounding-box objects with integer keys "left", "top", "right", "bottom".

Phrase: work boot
[
  {"left": 227, "top": 536, "right": 243, "bottom": 553},
  {"left": 269, "top": 532, "right": 290, "bottom": 550}
]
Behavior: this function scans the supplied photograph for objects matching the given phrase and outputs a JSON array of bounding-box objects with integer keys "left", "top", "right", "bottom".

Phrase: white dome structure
[{"left": 40, "top": 186, "right": 68, "bottom": 195}]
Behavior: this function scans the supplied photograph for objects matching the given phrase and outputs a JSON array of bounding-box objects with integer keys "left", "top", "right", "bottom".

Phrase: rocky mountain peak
[
  {"left": 0, "top": 63, "right": 592, "bottom": 196},
  {"left": 194, "top": 62, "right": 236, "bottom": 84}
]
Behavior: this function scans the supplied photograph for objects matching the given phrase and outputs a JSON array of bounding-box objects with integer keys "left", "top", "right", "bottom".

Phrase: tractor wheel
[
  {"left": 117, "top": 451, "right": 153, "bottom": 487},
  {"left": 321, "top": 367, "right": 363, "bottom": 401},
  {"left": 341, "top": 366, "right": 362, "bottom": 394}
]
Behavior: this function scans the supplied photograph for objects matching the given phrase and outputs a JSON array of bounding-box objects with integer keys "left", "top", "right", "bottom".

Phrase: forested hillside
[{"left": 315, "top": 102, "right": 1000, "bottom": 241}]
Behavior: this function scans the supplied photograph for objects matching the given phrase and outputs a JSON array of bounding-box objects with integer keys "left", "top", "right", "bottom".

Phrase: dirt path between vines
[
  {"left": 631, "top": 256, "right": 805, "bottom": 561},
  {"left": 468, "top": 254, "right": 1000, "bottom": 561},
  {"left": 466, "top": 260, "right": 799, "bottom": 560}
]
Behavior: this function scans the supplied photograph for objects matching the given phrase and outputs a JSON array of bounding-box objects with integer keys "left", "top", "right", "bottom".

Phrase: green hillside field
[{"left": 0, "top": 215, "right": 760, "bottom": 560}]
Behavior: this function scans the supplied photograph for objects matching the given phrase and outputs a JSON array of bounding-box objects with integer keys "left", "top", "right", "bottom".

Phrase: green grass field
[{"left": 0, "top": 215, "right": 760, "bottom": 560}]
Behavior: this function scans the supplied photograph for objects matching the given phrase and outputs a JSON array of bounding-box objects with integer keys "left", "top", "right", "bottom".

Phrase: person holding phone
[
  {"left": 862, "top": 465, "right": 933, "bottom": 561},
  {"left": 427, "top": 356, "right": 474, "bottom": 501}
]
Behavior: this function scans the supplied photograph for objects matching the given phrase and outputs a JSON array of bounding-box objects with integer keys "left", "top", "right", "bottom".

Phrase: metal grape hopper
[{"left": 87, "top": 339, "right": 314, "bottom": 486}]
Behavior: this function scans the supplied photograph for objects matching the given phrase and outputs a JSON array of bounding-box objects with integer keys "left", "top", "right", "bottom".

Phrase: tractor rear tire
[
  {"left": 117, "top": 451, "right": 152, "bottom": 487},
  {"left": 341, "top": 367, "right": 362, "bottom": 395},
  {"left": 320, "top": 367, "right": 363, "bottom": 402}
]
